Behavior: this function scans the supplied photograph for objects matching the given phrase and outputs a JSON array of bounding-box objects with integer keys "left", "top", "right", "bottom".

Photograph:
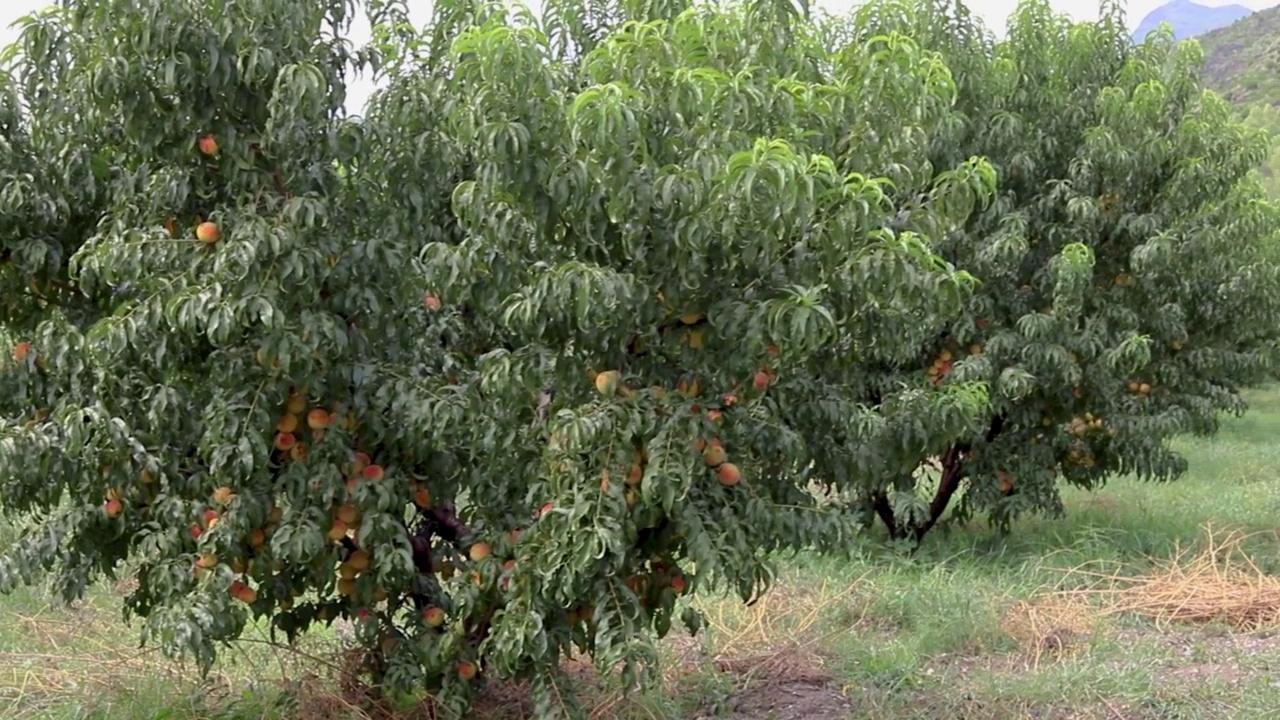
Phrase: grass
[{"left": 5, "top": 392, "right": 1280, "bottom": 719}]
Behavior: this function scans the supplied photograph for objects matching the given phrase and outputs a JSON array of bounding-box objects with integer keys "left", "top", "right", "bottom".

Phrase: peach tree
[
  {"left": 0, "top": 0, "right": 996, "bottom": 715},
  {"left": 820, "top": 0, "right": 1280, "bottom": 542}
]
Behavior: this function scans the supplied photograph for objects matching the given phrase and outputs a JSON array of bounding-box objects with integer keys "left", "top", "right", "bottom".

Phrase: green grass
[{"left": 5, "top": 392, "right": 1280, "bottom": 719}]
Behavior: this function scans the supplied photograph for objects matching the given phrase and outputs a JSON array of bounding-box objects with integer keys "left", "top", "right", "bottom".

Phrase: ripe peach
[
  {"left": 337, "top": 577, "right": 357, "bottom": 597},
  {"left": 707, "top": 409, "right": 723, "bottom": 422},
  {"left": 203, "top": 509, "right": 220, "bottom": 525},
  {"left": 212, "top": 486, "right": 236, "bottom": 506},
  {"left": 595, "top": 370, "right": 620, "bottom": 395},
  {"left": 424, "top": 294, "right": 443, "bottom": 311},
  {"left": 229, "top": 581, "right": 257, "bottom": 604},
  {"left": 327, "top": 520, "right": 348, "bottom": 541},
  {"left": 198, "top": 134, "right": 219, "bottom": 156},
  {"left": 13, "top": 342, "right": 31, "bottom": 363},
  {"left": 627, "top": 463, "right": 643, "bottom": 486},
  {"left": 423, "top": 606, "right": 446, "bottom": 627},
  {"left": 289, "top": 442, "right": 308, "bottom": 462},
  {"left": 458, "top": 661, "right": 477, "bottom": 681},
  {"left": 539, "top": 502, "right": 555, "bottom": 518},
  {"left": 353, "top": 452, "right": 371, "bottom": 472},
  {"left": 306, "top": 408, "right": 331, "bottom": 430},
  {"left": 195, "top": 221, "right": 221, "bottom": 244},
  {"left": 717, "top": 463, "right": 741, "bottom": 487},
  {"left": 286, "top": 392, "right": 307, "bottom": 415},
  {"left": 362, "top": 464, "right": 385, "bottom": 481},
  {"left": 335, "top": 504, "right": 361, "bottom": 525},
  {"left": 104, "top": 498, "right": 124, "bottom": 518},
  {"left": 752, "top": 371, "right": 771, "bottom": 391},
  {"left": 469, "top": 542, "right": 492, "bottom": 561},
  {"left": 413, "top": 487, "right": 432, "bottom": 508},
  {"left": 247, "top": 528, "right": 267, "bottom": 549},
  {"left": 196, "top": 553, "right": 219, "bottom": 569},
  {"left": 274, "top": 432, "right": 297, "bottom": 451},
  {"left": 277, "top": 413, "right": 299, "bottom": 433},
  {"left": 347, "top": 549, "right": 370, "bottom": 572},
  {"left": 670, "top": 575, "right": 687, "bottom": 594}
]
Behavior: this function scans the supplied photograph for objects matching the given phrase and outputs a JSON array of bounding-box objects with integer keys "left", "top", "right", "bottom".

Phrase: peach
[
  {"left": 717, "top": 463, "right": 741, "bottom": 487},
  {"left": 346, "top": 549, "right": 370, "bottom": 572},
  {"left": 195, "top": 221, "right": 220, "bottom": 244},
  {"left": 334, "top": 504, "right": 360, "bottom": 525},
  {"left": 327, "top": 520, "right": 348, "bottom": 541},
  {"left": 413, "top": 487, "right": 432, "bottom": 508},
  {"left": 104, "top": 499, "right": 124, "bottom": 518},
  {"left": 286, "top": 392, "right": 307, "bottom": 415},
  {"left": 423, "top": 606, "right": 445, "bottom": 627},
  {"left": 424, "top": 294, "right": 443, "bottom": 311},
  {"left": 212, "top": 486, "right": 236, "bottom": 506},
  {"left": 229, "top": 581, "right": 257, "bottom": 604},
  {"left": 274, "top": 432, "right": 297, "bottom": 451},
  {"left": 198, "top": 134, "right": 219, "bottom": 156},
  {"left": 702, "top": 444, "right": 727, "bottom": 467},
  {"left": 306, "top": 408, "right": 331, "bottom": 430},
  {"left": 595, "top": 370, "right": 620, "bottom": 395},
  {"left": 362, "top": 464, "right": 385, "bottom": 481},
  {"left": 353, "top": 452, "right": 371, "bottom": 472},
  {"left": 469, "top": 542, "right": 491, "bottom": 561},
  {"left": 457, "top": 661, "right": 477, "bottom": 681},
  {"left": 13, "top": 342, "right": 31, "bottom": 363},
  {"left": 277, "top": 413, "right": 299, "bottom": 433}
]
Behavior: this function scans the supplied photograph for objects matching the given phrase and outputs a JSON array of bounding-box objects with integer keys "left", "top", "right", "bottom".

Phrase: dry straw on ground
[{"left": 1057, "top": 524, "right": 1280, "bottom": 632}]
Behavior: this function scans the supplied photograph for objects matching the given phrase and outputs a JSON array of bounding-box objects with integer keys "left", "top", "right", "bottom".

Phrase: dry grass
[
  {"left": 1058, "top": 524, "right": 1280, "bottom": 632},
  {"left": 999, "top": 595, "right": 1098, "bottom": 668}
]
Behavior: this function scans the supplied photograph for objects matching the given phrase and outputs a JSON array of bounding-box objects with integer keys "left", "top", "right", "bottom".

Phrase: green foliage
[
  {"left": 818, "top": 0, "right": 1280, "bottom": 539},
  {"left": 1239, "top": 102, "right": 1280, "bottom": 198},
  {"left": 1, "top": 0, "right": 1279, "bottom": 718}
]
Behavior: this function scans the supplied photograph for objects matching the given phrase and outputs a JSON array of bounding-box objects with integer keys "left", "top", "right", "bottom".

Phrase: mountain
[
  {"left": 1195, "top": 5, "right": 1280, "bottom": 195},
  {"left": 1197, "top": 4, "right": 1280, "bottom": 105},
  {"left": 1133, "top": 0, "right": 1254, "bottom": 41}
]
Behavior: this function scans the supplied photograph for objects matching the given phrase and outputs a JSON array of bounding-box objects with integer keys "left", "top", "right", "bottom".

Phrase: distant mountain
[
  {"left": 1132, "top": 0, "right": 1254, "bottom": 41},
  {"left": 1195, "top": 5, "right": 1280, "bottom": 196},
  {"left": 1197, "top": 4, "right": 1280, "bottom": 105}
]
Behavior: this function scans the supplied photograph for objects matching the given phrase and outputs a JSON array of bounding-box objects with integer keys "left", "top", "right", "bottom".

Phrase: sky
[{"left": 2, "top": 0, "right": 1278, "bottom": 112}]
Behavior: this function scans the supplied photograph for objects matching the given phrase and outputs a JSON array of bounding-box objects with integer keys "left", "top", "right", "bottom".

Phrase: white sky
[{"left": 2, "top": 0, "right": 1277, "bottom": 112}]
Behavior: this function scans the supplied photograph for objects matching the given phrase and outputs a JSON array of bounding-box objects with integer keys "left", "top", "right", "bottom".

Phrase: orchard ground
[{"left": 2, "top": 394, "right": 1280, "bottom": 720}]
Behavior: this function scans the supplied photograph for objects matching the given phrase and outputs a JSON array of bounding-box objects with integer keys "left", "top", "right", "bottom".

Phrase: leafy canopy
[{"left": 1, "top": 0, "right": 1278, "bottom": 717}]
